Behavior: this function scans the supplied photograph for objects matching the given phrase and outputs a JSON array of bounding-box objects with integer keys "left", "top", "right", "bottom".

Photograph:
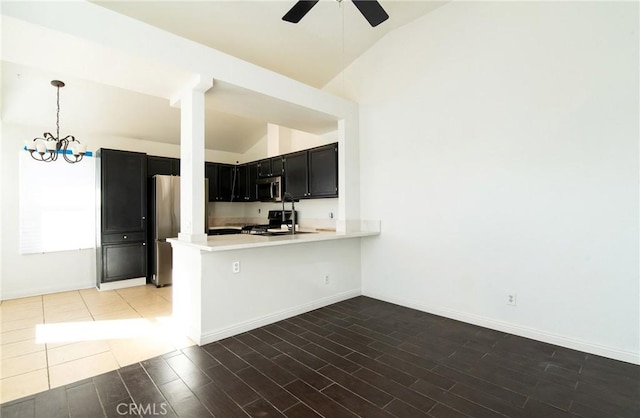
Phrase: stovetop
[
  {"left": 208, "top": 210, "right": 299, "bottom": 236},
  {"left": 242, "top": 210, "right": 297, "bottom": 234}
]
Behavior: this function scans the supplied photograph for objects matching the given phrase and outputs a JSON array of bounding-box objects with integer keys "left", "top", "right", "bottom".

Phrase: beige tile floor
[{"left": 0, "top": 284, "right": 193, "bottom": 404}]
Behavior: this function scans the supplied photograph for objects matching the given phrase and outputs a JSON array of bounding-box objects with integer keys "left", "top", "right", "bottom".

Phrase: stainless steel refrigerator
[{"left": 149, "top": 175, "right": 208, "bottom": 287}]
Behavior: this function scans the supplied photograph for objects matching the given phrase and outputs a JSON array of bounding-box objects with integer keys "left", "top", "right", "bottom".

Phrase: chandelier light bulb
[{"left": 24, "top": 140, "right": 36, "bottom": 151}]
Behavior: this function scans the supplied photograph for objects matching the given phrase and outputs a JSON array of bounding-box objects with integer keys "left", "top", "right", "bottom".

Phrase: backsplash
[{"left": 208, "top": 199, "right": 338, "bottom": 230}]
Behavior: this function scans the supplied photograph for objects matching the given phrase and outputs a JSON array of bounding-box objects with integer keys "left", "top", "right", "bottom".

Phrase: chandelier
[{"left": 24, "top": 80, "right": 87, "bottom": 163}]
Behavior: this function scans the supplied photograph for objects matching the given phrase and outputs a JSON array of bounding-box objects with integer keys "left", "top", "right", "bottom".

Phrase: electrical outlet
[
  {"left": 324, "top": 275, "right": 330, "bottom": 285},
  {"left": 507, "top": 292, "right": 517, "bottom": 306},
  {"left": 232, "top": 261, "right": 240, "bottom": 274}
]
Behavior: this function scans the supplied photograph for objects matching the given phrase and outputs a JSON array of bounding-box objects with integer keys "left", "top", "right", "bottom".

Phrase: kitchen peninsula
[{"left": 168, "top": 222, "right": 380, "bottom": 345}]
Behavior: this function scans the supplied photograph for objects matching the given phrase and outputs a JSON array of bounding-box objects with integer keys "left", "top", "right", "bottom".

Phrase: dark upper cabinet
[
  {"left": 258, "top": 157, "right": 284, "bottom": 178},
  {"left": 249, "top": 163, "right": 259, "bottom": 201},
  {"left": 258, "top": 159, "right": 271, "bottom": 177},
  {"left": 206, "top": 142, "right": 338, "bottom": 203},
  {"left": 205, "top": 162, "right": 235, "bottom": 201},
  {"left": 100, "top": 149, "right": 147, "bottom": 234},
  {"left": 236, "top": 163, "right": 258, "bottom": 201},
  {"left": 308, "top": 144, "right": 338, "bottom": 198},
  {"left": 283, "top": 151, "right": 309, "bottom": 199},
  {"left": 205, "top": 162, "right": 219, "bottom": 202},
  {"left": 147, "top": 156, "right": 179, "bottom": 177},
  {"left": 283, "top": 143, "right": 339, "bottom": 200},
  {"left": 173, "top": 159, "right": 181, "bottom": 175},
  {"left": 236, "top": 164, "right": 248, "bottom": 201},
  {"left": 218, "top": 164, "right": 234, "bottom": 201},
  {"left": 271, "top": 157, "right": 284, "bottom": 177}
]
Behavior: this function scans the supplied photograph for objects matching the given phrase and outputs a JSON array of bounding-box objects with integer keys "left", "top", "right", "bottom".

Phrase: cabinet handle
[
  {"left": 123, "top": 235, "right": 127, "bottom": 239},
  {"left": 142, "top": 243, "right": 146, "bottom": 246},
  {"left": 142, "top": 216, "right": 146, "bottom": 220}
]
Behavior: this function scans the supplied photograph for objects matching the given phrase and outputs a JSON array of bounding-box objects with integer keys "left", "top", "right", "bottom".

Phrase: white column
[
  {"left": 176, "top": 78, "right": 212, "bottom": 243},
  {"left": 338, "top": 112, "right": 360, "bottom": 232}
]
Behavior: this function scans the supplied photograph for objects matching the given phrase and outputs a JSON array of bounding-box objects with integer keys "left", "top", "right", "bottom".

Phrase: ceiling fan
[{"left": 283, "top": 0, "right": 389, "bottom": 27}]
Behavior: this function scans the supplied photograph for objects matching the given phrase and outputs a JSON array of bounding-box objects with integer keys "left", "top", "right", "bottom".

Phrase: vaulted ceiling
[
  {"left": 2, "top": 1, "right": 445, "bottom": 153},
  {"left": 93, "top": 0, "right": 445, "bottom": 88}
]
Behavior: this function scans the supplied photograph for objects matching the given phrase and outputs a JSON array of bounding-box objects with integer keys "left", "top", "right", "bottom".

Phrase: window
[{"left": 19, "top": 151, "right": 95, "bottom": 254}]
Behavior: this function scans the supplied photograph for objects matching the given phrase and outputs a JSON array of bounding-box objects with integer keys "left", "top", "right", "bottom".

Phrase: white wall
[
  {"left": 194, "top": 238, "right": 361, "bottom": 344},
  {"left": 281, "top": 126, "right": 337, "bottom": 154},
  {"left": 237, "top": 133, "right": 268, "bottom": 164},
  {"left": 2, "top": 124, "right": 97, "bottom": 299},
  {"left": 0, "top": 121, "right": 5, "bottom": 300},
  {"left": 331, "top": 2, "right": 639, "bottom": 362},
  {"left": 209, "top": 198, "right": 338, "bottom": 228}
]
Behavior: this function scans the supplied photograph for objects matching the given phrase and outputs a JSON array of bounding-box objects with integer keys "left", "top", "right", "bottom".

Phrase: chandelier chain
[{"left": 56, "top": 84, "right": 61, "bottom": 140}]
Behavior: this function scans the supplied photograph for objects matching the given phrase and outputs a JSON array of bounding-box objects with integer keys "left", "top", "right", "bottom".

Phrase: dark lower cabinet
[
  {"left": 101, "top": 242, "right": 147, "bottom": 282},
  {"left": 96, "top": 149, "right": 147, "bottom": 287}
]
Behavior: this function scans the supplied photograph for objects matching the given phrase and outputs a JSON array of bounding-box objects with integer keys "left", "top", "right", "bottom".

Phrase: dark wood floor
[{"left": 2, "top": 296, "right": 639, "bottom": 418}]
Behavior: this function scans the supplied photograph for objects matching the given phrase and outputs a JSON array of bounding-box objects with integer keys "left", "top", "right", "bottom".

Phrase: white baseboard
[
  {"left": 363, "top": 291, "right": 640, "bottom": 366},
  {"left": 98, "top": 277, "right": 146, "bottom": 291},
  {"left": 1, "top": 281, "right": 95, "bottom": 301},
  {"left": 197, "top": 289, "right": 361, "bottom": 345}
]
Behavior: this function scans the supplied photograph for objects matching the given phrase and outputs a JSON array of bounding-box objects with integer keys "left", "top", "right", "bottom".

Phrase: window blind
[{"left": 19, "top": 150, "right": 96, "bottom": 254}]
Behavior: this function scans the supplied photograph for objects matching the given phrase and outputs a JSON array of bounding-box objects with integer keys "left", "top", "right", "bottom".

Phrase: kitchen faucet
[{"left": 282, "top": 192, "right": 297, "bottom": 235}]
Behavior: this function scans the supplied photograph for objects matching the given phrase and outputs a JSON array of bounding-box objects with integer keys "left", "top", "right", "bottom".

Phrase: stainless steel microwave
[{"left": 256, "top": 176, "right": 283, "bottom": 202}]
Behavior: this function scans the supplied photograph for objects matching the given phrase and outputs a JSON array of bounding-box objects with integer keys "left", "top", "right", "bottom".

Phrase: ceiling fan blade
[
  {"left": 352, "top": 0, "right": 389, "bottom": 27},
  {"left": 282, "top": 0, "right": 320, "bottom": 23}
]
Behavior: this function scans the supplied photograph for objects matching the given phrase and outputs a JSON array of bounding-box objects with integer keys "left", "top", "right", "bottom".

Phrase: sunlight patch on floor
[{"left": 35, "top": 317, "right": 173, "bottom": 343}]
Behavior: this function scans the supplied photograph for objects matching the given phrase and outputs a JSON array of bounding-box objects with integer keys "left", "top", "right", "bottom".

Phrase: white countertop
[{"left": 168, "top": 223, "right": 380, "bottom": 253}]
